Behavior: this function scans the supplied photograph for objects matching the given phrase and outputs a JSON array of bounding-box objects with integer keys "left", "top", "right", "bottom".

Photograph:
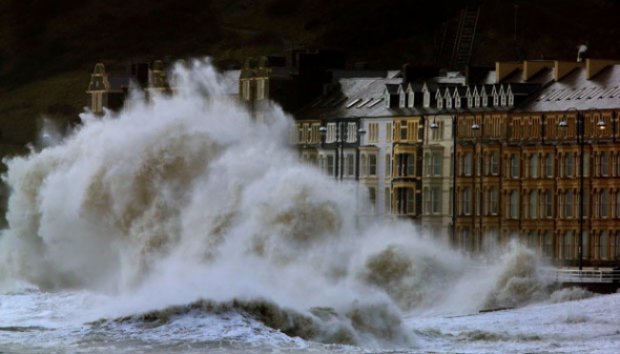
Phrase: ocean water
[{"left": 0, "top": 59, "right": 618, "bottom": 353}]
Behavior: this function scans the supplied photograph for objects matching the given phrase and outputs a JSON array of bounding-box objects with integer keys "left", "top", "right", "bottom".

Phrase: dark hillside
[{"left": 0, "top": 0, "right": 619, "bottom": 153}]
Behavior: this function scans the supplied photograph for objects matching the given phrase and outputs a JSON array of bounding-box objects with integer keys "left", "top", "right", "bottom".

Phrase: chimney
[
  {"left": 586, "top": 59, "right": 620, "bottom": 79},
  {"left": 522, "top": 60, "right": 554, "bottom": 81},
  {"left": 495, "top": 61, "right": 522, "bottom": 82},
  {"left": 554, "top": 61, "right": 584, "bottom": 81}
]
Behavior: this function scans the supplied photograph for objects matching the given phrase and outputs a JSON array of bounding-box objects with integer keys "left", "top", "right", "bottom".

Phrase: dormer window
[
  {"left": 493, "top": 93, "right": 499, "bottom": 106},
  {"left": 423, "top": 92, "right": 430, "bottom": 108},
  {"left": 455, "top": 97, "right": 461, "bottom": 108},
  {"left": 482, "top": 95, "right": 488, "bottom": 107},
  {"left": 435, "top": 90, "right": 443, "bottom": 109},
  {"left": 506, "top": 85, "right": 514, "bottom": 106},
  {"left": 407, "top": 88, "right": 414, "bottom": 108},
  {"left": 444, "top": 90, "right": 452, "bottom": 109},
  {"left": 466, "top": 88, "right": 473, "bottom": 108},
  {"left": 499, "top": 86, "right": 506, "bottom": 106},
  {"left": 399, "top": 90, "right": 406, "bottom": 108}
]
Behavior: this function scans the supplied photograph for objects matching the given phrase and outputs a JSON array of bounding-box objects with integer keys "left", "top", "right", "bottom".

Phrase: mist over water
[{"left": 0, "top": 60, "right": 562, "bottom": 349}]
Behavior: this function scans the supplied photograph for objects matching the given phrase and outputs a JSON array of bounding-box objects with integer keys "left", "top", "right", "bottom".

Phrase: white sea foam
[{"left": 0, "top": 59, "right": 586, "bottom": 350}]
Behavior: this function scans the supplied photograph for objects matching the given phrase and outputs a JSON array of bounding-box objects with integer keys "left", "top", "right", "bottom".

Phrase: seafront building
[{"left": 86, "top": 57, "right": 620, "bottom": 267}]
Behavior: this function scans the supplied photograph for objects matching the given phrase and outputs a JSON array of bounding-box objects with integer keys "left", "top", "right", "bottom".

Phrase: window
[
  {"left": 510, "top": 154, "right": 520, "bottom": 178},
  {"left": 242, "top": 80, "right": 251, "bottom": 100},
  {"left": 399, "top": 91, "right": 406, "bottom": 108},
  {"left": 600, "top": 189, "right": 609, "bottom": 218},
  {"left": 406, "top": 188, "right": 414, "bottom": 214},
  {"left": 385, "top": 188, "right": 391, "bottom": 213},
  {"left": 462, "top": 187, "right": 472, "bottom": 215},
  {"left": 530, "top": 190, "right": 538, "bottom": 219},
  {"left": 369, "top": 154, "right": 377, "bottom": 176},
  {"left": 386, "top": 123, "right": 392, "bottom": 142},
  {"left": 431, "top": 187, "right": 440, "bottom": 214},
  {"left": 256, "top": 79, "right": 265, "bottom": 100},
  {"left": 615, "top": 233, "right": 620, "bottom": 260},
  {"left": 490, "top": 152, "right": 499, "bottom": 175},
  {"left": 510, "top": 190, "right": 519, "bottom": 219},
  {"left": 564, "top": 154, "right": 574, "bottom": 177},
  {"left": 583, "top": 152, "right": 590, "bottom": 177},
  {"left": 326, "top": 123, "right": 337, "bottom": 143},
  {"left": 346, "top": 154, "right": 354, "bottom": 176},
  {"left": 597, "top": 231, "right": 609, "bottom": 260},
  {"left": 545, "top": 153, "right": 554, "bottom": 178},
  {"left": 489, "top": 187, "right": 498, "bottom": 215},
  {"left": 407, "top": 90, "right": 414, "bottom": 108},
  {"left": 544, "top": 190, "right": 554, "bottom": 218},
  {"left": 347, "top": 123, "right": 357, "bottom": 142},
  {"left": 527, "top": 231, "right": 538, "bottom": 250},
  {"left": 400, "top": 121, "right": 408, "bottom": 140},
  {"left": 530, "top": 154, "right": 538, "bottom": 178},
  {"left": 600, "top": 152, "right": 609, "bottom": 177},
  {"left": 564, "top": 190, "right": 574, "bottom": 218},
  {"left": 543, "top": 231, "right": 553, "bottom": 257},
  {"left": 385, "top": 154, "right": 391, "bottom": 177},
  {"left": 361, "top": 155, "right": 367, "bottom": 176},
  {"left": 368, "top": 123, "right": 379, "bottom": 143},
  {"left": 617, "top": 192, "right": 620, "bottom": 218},
  {"left": 368, "top": 187, "right": 376, "bottom": 206},
  {"left": 396, "top": 187, "right": 415, "bottom": 215},
  {"left": 326, "top": 155, "right": 335, "bottom": 176},
  {"left": 423, "top": 92, "right": 430, "bottom": 108},
  {"left": 583, "top": 231, "right": 589, "bottom": 259},
  {"left": 562, "top": 231, "right": 574, "bottom": 260},
  {"left": 463, "top": 153, "right": 473, "bottom": 176},
  {"left": 431, "top": 121, "right": 444, "bottom": 140},
  {"left": 583, "top": 191, "right": 589, "bottom": 218},
  {"left": 406, "top": 153, "right": 415, "bottom": 176},
  {"left": 432, "top": 151, "right": 442, "bottom": 176}
]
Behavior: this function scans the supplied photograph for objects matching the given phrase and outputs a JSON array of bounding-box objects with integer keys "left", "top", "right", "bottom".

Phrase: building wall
[{"left": 455, "top": 110, "right": 620, "bottom": 266}]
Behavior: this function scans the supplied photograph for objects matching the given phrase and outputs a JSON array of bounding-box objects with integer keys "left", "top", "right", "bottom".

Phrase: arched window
[
  {"left": 511, "top": 154, "right": 520, "bottom": 178},
  {"left": 463, "top": 152, "right": 473, "bottom": 176},
  {"left": 600, "top": 152, "right": 610, "bottom": 177},
  {"left": 545, "top": 153, "right": 554, "bottom": 178},
  {"left": 598, "top": 231, "right": 609, "bottom": 260},
  {"left": 564, "top": 154, "right": 574, "bottom": 177},
  {"left": 530, "top": 154, "right": 539, "bottom": 178},
  {"left": 530, "top": 190, "right": 538, "bottom": 219},
  {"left": 543, "top": 231, "right": 553, "bottom": 257},
  {"left": 564, "top": 190, "right": 574, "bottom": 218},
  {"left": 600, "top": 189, "right": 609, "bottom": 218},
  {"left": 510, "top": 190, "right": 520, "bottom": 219},
  {"left": 563, "top": 231, "right": 574, "bottom": 260}
]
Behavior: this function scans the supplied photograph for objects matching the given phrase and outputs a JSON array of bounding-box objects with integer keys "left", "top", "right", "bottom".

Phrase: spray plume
[{"left": 0, "top": 59, "right": 554, "bottom": 346}]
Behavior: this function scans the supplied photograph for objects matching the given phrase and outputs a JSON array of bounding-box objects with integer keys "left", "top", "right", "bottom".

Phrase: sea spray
[{"left": 0, "top": 59, "right": 561, "bottom": 347}]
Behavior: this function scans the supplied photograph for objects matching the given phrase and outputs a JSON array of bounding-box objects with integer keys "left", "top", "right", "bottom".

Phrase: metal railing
[{"left": 551, "top": 268, "right": 620, "bottom": 283}]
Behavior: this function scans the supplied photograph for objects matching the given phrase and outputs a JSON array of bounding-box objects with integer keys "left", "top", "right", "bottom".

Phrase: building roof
[{"left": 517, "top": 65, "right": 620, "bottom": 112}]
